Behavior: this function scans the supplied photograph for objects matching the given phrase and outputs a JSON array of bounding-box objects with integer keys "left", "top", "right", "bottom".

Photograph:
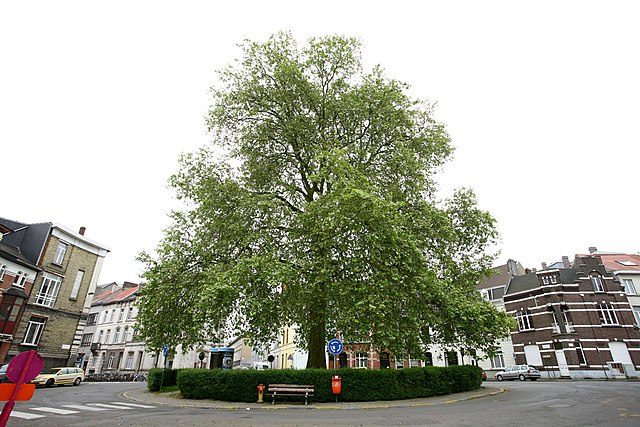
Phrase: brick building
[
  {"left": 0, "top": 217, "right": 109, "bottom": 368},
  {"left": 505, "top": 254, "right": 640, "bottom": 379}
]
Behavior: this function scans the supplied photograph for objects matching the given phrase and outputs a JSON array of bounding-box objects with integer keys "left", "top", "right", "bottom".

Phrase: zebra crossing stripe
[
  {"left": 9, "top": 410, "right": 46, "bottom": 420},
  {"left": 31, "top": 407, "right": 80, "bottom": 415},
  {"left": 62, "top": 404, "right": 111, "bottom": 411},
  {"left": 109, "top": 402, "right": 156, "bottom": 408},
  {"left": 88, "top": 403, "right": 134, "bottom": 409}
]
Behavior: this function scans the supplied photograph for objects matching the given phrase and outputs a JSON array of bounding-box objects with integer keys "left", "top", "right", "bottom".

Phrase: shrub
[
  {"left": 177, "top": 365, "right": 482, "bottom": 402},
  {"left": 147, "top": 368, "right": 182, "bottom": 391}
]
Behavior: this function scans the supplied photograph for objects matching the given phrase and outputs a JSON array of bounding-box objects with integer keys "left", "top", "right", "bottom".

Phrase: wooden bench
[{"left": 266, "top": 384, "right": 314, "bottom": 405}]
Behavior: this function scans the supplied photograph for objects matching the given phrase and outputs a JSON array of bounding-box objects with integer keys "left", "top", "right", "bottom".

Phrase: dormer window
[
  {"left": 550, "top": 275, "right": 558, "bottom": 284},
  {"left": 13, "top": 271, "right": 27, "bottom": 288},
  {"left": 617, "top": 260, "right": 638, "bottom": 267},
  {"left": 591, "top": 273, "right": 605, "bottom": 292},
  {"left": 542, "top": 276, "right": 549, "bottom": 285}
]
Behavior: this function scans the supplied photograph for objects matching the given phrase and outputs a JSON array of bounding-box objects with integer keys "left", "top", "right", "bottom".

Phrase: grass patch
[{"left": 159, "top": 385, "right": 180, "bottom": 393}]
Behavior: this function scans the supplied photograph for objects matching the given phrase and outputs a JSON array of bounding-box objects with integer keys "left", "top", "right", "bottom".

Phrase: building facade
[
  {"left": 0, "top": 217, "right": 109, "bottom": 368},
  {"left": 505, "top": 254, "right": 640, "bottom": 379}
]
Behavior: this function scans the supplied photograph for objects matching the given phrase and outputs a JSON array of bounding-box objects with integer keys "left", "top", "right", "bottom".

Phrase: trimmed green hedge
[
  {"left": 176, "top": 365, "right": 482, "bottom": 402},
  {"left": 147, "top": 368, "right": 183, "bottom": 391}
]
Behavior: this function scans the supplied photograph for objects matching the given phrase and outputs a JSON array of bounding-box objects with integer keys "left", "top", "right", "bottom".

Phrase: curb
[{"left": 121, "top": 386, "right": 506, "bottom": 411}]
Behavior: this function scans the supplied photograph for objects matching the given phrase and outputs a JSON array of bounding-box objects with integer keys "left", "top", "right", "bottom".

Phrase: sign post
[
  {"left": 0, "top": 350, "right": 44, "bottom": 426},
  {"left": 327, "top": 339, "right": 343, "bottom": 402}
]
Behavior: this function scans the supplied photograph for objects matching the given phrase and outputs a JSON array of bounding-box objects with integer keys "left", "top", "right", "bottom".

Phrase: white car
[
  {"left": 31, "top": 367, "right": 85, "bottom": 387},
  {"left": 495, "top": 365, "right": 541, "bottom": 381}
]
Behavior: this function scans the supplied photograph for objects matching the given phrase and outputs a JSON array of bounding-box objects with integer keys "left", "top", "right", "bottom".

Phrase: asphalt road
[{"left": 5, "top": 380, "right": 640, "bottom": 426}]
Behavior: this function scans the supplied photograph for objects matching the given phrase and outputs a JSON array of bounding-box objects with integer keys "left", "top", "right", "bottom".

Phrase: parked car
[
  {"left": 0, "top": 364, "right": 8, "bottom": 383},
  {"left": 31, "top": 367, "right": 85, "bottom": 387},
  {"left": 495, "top": 365, "right": 540, "bottom": 381}
]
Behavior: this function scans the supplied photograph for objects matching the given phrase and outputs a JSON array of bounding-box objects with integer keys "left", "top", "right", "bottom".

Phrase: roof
[
  {"left": 91, "top": 284, "right": 139, "bottom": 306},
  {"left": 0, "top": 217, "right": 28, "bottom": 231},
  {"left": 506, "top": 268, "right": 577, "bottom": 295},
  {"left": 597, "top": 253, "right": 640, "bottom": 273},
  {"left": 0, "top": 221, "right": 51, "bottom": 265},
  {"left": 478, "top": 264, "right": 511, "bottom": 289},
  {"left": 0, "top": 242, "right": 41, "bottom": 271}
]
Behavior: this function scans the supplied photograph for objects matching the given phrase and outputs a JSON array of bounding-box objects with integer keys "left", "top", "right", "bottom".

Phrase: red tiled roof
[
  {"left": 93, "top": 285, "right": 139, "bottom": 306},
  {"left": 597, "top": 253, "right": 640, "bottom": 272}
]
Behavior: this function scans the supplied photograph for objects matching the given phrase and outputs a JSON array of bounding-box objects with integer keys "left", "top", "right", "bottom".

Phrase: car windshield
[{"left": 41, "top": 368, "right": 63, "bottom": 375}]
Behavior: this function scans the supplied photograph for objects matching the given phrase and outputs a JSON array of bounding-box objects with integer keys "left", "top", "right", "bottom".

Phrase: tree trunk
[{"left": 306, "top": 306, "right": 327, "bottom": 369}]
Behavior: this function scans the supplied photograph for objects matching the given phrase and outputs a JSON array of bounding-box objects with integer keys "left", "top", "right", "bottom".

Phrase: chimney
[
  {"left": 562, "top": 256, "right": 571, "bottom": 268},
  {"left": 79, "top": 226, "right": 86, "bottom": 236},
  {"left": 588, "top": 246, "right": 597, "bottom": 254},
  {"left": 541, "top": 262, "right": 548, "bottom": 270},
  {"left": 506, "top": 259, "right": 518, "bottom": 276}
]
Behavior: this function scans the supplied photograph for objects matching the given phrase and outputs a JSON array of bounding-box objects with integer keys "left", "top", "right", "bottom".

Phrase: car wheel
[
  {"left": 46, "top": 379, "right": 55, "bottom": 388},
  {"left": 73, "top": 377, "right": 82, "bottom": 386},
  {"left": 519, "top": 374, "right": 526, "bottom": 381},
  {"left": 496, "top": 375, "right": 503, "bottom": 381}
]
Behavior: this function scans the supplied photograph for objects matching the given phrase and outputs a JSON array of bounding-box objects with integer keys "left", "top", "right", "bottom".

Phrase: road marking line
[
  {"left": 109, "top": 402, "right": 156, "bottom": 408},
  {"left": 62, "top": 404, "right": 111, "bottom": 411},
  {"left": 31, "top": 407, "right": 79, "bottom": 415},
  {"left": 88, "top": 403, "right": 134, "bottom": 409},
  {"left": 9, "top": 410, "right": 47, "bottom": 419}
]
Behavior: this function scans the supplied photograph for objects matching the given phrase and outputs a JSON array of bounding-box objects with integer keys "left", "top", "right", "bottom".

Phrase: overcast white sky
[{"left": 1, "top": 1, "right": 639, "bottom": 284}]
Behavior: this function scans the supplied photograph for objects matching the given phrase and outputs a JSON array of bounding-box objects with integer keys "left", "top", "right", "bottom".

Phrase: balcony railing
[
  {"left": 564, "top": 322, "right": 575, "bottom": 332},
  {"left": 551, "top": 323, "right": 561, "bottom": 333},
  {"left": 90, "top": 342, "right": 101, "bottom": 350}
]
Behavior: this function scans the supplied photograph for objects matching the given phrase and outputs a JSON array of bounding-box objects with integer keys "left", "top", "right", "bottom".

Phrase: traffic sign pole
[{"left": 0, "top": 350, "right": 39, "bottom": 427}]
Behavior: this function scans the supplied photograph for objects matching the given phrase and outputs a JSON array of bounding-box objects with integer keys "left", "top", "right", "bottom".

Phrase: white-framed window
[
  {"left": 598, "top": 303, "right": 619, "bottom": 325},
  {"left": 97, "top": 330, "right": 104, "bottom": 343},
  {"left": 491, "top": 353, "right": 505, "bottom": 369},
  {"left": 53, "top": 242, "right": 68, "bottom": 265},
  {"left": 0, "top": 265, "right": 6, "bottom": 281},
  {"left": 550, "top": 275, "right": 558, "bottom": 284},
  {"left": 542, "top": 276, "right": 550, "bottom": 285},
  {"left": 575, "top": 341, "right": 587, "bottom": 365},
  {"left": 123, "top": 326, "right": 130, "bottom": 342},
  {"left": 12, "top": 271, "right": 27, "bottom": 288},
  {"left": 127, "top": 307, "right": 135, "bottom": 320},
  {"left": 105, "top": 329, "right": 111, "bottom": 343},
  {"left": 125, "top": 352, "right": 134, "bottom": 369},
  {"left": 109, "top": 310, "right": 115, "bottom": 323},
  {"left": 591, "top": 274, "right": 605, "bottom": 292},
  {"left": 107, "top": 354, "right": 115, "bottom": 369},
  {"left": 114, "top": 327, "right": 120, "bottom": 343},
  {"left": 623, "top": 279, "right": 637, "bottom": 295},
  {"left": 516, "top": 310, "right": 533, "bottom": 331},
  {"left": 632, "top": 306, "right": 640, "bottom": 327},
  {"left": 22, "top": 317, "right": 47, "bottom": 345},
  {"left": 70, "top": 270, "right": 84, "bottom": 300},
  {"left": 118, "top": 308, "right": 125, "bottom": 322},
  {"left": 355, "top": 352, "right": 368, "bottom": 369},
  {"left": 34, "top": 273, "right": 63, "bottom": 307},
  {"left": 485, "top": 286, "right": 505, "bottom": 301}
]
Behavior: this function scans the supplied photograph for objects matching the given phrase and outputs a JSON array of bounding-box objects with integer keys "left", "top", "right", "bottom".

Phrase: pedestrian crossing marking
[
  {"left": 31, "top": 407, "right": 79, "bottom": 415},
  {"left": 88, "top": 403, "right": 134, "bottom": 409},
  {"left": 62, "top": 404, "right": 110, "bottom": 411},
  {"left": 109, "top": 402, "right": 156, "bottom": 408},
  {"left": 9, "top": 410, "right": 46, "bottom": 419}
]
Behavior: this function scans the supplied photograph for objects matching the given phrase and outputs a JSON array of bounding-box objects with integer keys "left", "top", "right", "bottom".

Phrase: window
[
  {"left": 13, "top": 271, "right": 27, "bottom": 288},
  {"left": 123, "top": 326, "right": 129, "bottom": 342},
  {"left": 0, "top": 265, "right": 6, "bottom": 281},
  {"left": 424, "top": 352, "right": 433, "bottom": 366},
  {"left": 87, "top": 313, "right": 98, "bottom": 326},
  {"left": 491, "top": 353, "right": 505, "bottom": 369},
  {"left": 97, "top": 330, "right": 104, "bottom": 343},
  {"left": 575, "top": 341, "right": 587, "bottom": 365},
  {"left": 484, "top": 286, "right": 506, "bottom": 301},
  {"left": 125, "top": 352, "right": 134, "bottom": 369},
  {"left": 591, "top": 274, "right": 605, "bottom": 292},
  {"left": 598, "top": 303, "right": 619, "bottom": 325},
  {"left": 81, "top": 333, "right": 93, "bottom": 346},
  {"left": 53, "top": 242, "right": 68, "bottom": 265},
  {"left": 126, "top": 307, "right": 134, "bottom": 320},
  {"left": 70, "top": 270, "right": 84, "bottom": 300},
  {"left": 632, "top": 306, "right": 640, "bottom": 327},
  {"left": 105, "top": 329, "right": 111, "bottom": 343},
  {"left": 355, "top": 352, "right": 368, "bottom": 369},
  {"left": 446, "top": 351, "right": 459, "bottom": 366},
  {"left": 34, "top": 273, "right": 63, "bottom": 307},
  {"left": 107, "top": 354, "right": 115, "bottom": 369},
  {"left": 516, "top": 309, "right": 533, "bottom": 331},
  {"left": 550, "top": 275, "right": 558, "bottom": 284},
  {"left": 114, "top": 327, "right": 120, "bottom": 343},
  {"left": 623, "top": 279, "right": 637, "bottom": 295},
  {"left": 562, "top": 310, "right": 574, "bottom": 332},
  {"left": 110, "top": 310, "right": 116, "bottom": 323},
  {"left": 542, "top": 276, "right": 549, "bottom": 285},
  {"left": 22, "top": 317, "right": 47, "bottom": 345},
  {"left": 118, "top": 308, "right": 125, "bottom": 322},
  {"left": 618, "top": 260, "right": 638, "bottom": 267}
]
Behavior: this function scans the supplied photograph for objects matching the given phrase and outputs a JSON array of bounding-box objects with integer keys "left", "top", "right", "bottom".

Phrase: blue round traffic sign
[{"left": 327, "top": 339, "right": 344, "bottom": 355}]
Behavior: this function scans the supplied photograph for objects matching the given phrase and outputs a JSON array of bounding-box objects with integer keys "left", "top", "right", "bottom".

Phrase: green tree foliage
[{"left": 136, "top": 33, "right": 513, "bottom": 368}]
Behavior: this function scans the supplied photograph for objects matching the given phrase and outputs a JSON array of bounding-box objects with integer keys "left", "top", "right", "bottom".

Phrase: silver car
[{"left": 495, "top": 365, "right": 541, "bottom": 381}]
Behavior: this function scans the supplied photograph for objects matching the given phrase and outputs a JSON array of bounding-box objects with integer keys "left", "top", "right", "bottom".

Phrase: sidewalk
[{"left": 122, "top": 385, "right": 505, "bottom": 411}]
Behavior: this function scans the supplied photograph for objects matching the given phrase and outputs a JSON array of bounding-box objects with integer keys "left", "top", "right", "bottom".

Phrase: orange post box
[{"left": 331, "top": 375, "right": 341, "bottom": 395}]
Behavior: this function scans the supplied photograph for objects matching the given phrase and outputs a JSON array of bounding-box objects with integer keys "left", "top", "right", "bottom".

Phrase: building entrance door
[{"left": 555, "top": 350, "right": 570, "bottom": 377}]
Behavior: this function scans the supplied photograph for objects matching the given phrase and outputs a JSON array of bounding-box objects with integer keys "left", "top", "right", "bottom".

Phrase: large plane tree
[{"left": 136, "top": 33, "right": 513, "bottom": 368}]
